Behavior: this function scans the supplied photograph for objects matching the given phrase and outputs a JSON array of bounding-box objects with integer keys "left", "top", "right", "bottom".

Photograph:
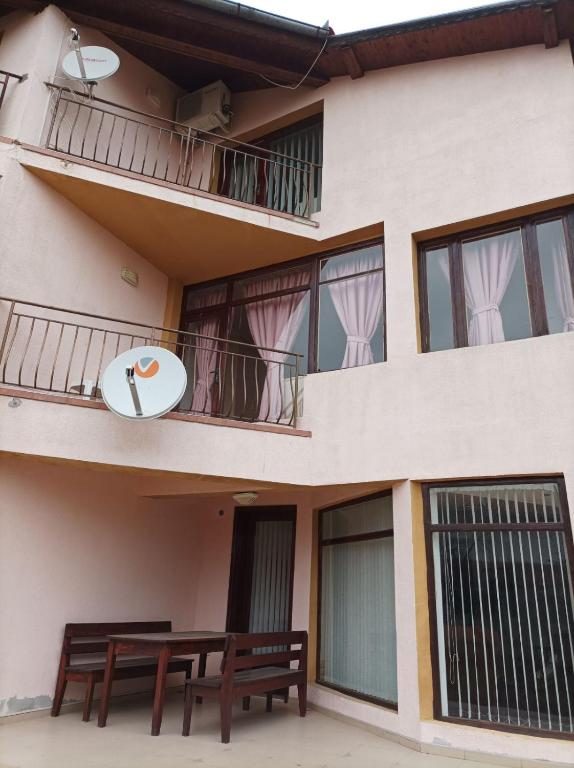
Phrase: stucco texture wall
[{"left": 0, "top": 455, "right": 200, "bottom": 716}]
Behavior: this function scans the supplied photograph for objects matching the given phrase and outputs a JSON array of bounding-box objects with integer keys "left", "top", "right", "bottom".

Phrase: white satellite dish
[
  {"left": 62, "top": 45, "right": 120, "bottom": 82},
  {"left": 101, "top": 346, "right": 187, "bottom": 420}
]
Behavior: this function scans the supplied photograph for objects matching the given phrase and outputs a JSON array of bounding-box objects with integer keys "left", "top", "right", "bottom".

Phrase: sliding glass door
[
  {"left": 318, "top": 493, "right": 397, "bottom": 707},
  {"left": 426, "top": 479, "right": 574, "bottom": 736}
]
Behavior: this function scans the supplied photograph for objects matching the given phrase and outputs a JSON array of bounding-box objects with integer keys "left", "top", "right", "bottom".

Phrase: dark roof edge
[
  {"left": 329, "top": 0, "right": 554, "bottom": 47},
  {"left": 181, "top": 0, "right": 331, "bottom": 39}
]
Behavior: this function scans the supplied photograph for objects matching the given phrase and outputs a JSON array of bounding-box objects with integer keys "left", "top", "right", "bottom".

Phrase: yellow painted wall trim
[
  {"left": 162, "top": 278, "right": 183, "bottom": 335},
  {"left": 411, "top": 481, "right": 434, "bottom": 720}
]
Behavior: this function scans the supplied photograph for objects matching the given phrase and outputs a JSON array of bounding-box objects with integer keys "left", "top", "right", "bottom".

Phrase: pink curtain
[
  {"left": 244, "top": 270, "right": 310, "bottom": 422},
  {"left": 326, "top": 257, "right": 384, "bottom": 369},
  {"left": 462, "top": 235, "right": 518, "bottom": 346},
  {"left": 189, "top": 291, "right": 226, "bottom": 414},
  {"left": 552, "top": 239, "right": 574, "bottom": 332}
]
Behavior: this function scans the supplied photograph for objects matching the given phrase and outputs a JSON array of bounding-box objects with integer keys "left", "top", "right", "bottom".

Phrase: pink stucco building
[{"left": 1, "top": 1, "right": 574, "bottom": 766}]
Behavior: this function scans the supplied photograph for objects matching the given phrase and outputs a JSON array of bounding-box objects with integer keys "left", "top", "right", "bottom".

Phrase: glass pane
[
  {"left": 233, "top": 263, "right": 311, "bottom": 300},
  {"left": 178, "top": 315, "right": 222, "bottom": 414},
  {"left": 318, "top": 272, "right": 384, "bottom": 372},
  {"left": 223, "top": 294, "right": 309, "bottom": 422},
  {"left": 322, "top": 494, "right": 393, "bottom": 539},
  {"left": 320, "top": 537, "right": 397, "bottom": 703},
  {"left": 536, "top": 219, "right": 574, "bottom": 334},
  {"left": 249, "top": 520, "right": 293, "bottom": 644},
  {"left": 425, "top": 247, "right": 454, "bottom": 351},
  {"left": 268, "top": 121, "right": 323, "bottom": 215},
  {"left": 184, "top": 283, "right": 227, "bottom": 312},
  {"left": 462, "top": 230, "right": 531, "bottom": 345},
  {"left": 319, "top": 244, "right": 383, "bottom": 282},
  {"left": 432, "top": 526, "right": 574, "bottom": 733},
  {"left": 430, "top": 483, "right": 563, "bottom": 525}
]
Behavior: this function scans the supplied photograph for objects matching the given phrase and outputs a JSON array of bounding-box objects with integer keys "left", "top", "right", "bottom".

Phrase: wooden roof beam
[
  {"left": 62, "top": 10, "right": 329, "bottom": 87},
  {"left": 542, "top": 6, "right": 559, "bottom": 48},
  {"left": 341, "top": 46, "right": 364, "bottom": 79}
]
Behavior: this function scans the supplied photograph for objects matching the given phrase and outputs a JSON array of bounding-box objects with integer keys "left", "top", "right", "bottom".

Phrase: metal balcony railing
[
  {"left": 44, "top": 84, "right": 322, "bottom": 219},
  {"left": 0, "top": 297, "right": 303, "bottom": 427},
  {"left": 0, "top": 70, "right": 27, "bottom": 112}
]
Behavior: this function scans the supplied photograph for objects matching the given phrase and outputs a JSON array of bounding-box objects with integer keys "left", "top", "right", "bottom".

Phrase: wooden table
[{"left": 97, "top": 631, "right": 229, "bottom": 735}]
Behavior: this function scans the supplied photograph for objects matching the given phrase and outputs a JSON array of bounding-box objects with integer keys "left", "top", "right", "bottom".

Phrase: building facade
[{"left": 1, "top": 0, "right": 574, "bottom": 765}]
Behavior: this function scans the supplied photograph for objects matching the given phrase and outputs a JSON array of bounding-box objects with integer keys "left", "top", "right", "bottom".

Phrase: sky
[{"left": 242, "top": 0, "right": 505, "bottom": 33}]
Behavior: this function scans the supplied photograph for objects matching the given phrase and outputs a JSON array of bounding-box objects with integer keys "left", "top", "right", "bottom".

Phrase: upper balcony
[{"left": 42, "top": 84, "right": 322, "bottom": 222}]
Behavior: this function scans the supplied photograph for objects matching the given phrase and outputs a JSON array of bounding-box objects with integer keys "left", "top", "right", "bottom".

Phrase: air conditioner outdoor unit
[{"left": 175, "top": 80, "right": 231, "bottom": 134}]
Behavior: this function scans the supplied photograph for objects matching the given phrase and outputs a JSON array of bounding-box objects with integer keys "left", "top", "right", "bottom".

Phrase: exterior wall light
[{"left": 232, "top": 492, "right": 259, "bottom": 506}]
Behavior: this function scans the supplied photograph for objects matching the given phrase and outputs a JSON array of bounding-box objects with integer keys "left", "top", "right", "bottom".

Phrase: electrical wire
[{"left": 257, "top": 33, "right": 329, "bottom": 90}]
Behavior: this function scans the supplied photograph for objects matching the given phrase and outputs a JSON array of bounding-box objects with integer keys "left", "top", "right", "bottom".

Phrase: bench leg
[
  {"left": 196, "top": 652, "right": 207, "bottom": 704},
  {"left": 242, "top": 697, "right": 250, "bottom": 711},
  {"left": 51, "top": 660, "right": 68, "bottom": 717},
  {"left": 83, "top": 675, "right": 95, "bottom": 722},
  {"left": 182, "top": 684, "right": 193, "bottom": 736},
  {"left": 297, "top": 683, "right": 307, "bottom": 717},
  {"left": 98, "top": 641, "right": 117, "bottom": 728},
  {"left": 220, "top": 694, "right": 232, "bottom": 744},
  {"left": 266, "top": 693, "right": 273, "bottom": 713}
]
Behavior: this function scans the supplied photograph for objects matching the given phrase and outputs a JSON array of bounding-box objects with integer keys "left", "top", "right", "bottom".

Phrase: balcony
[
  {"left": 0, "top": 69, "right": 26, "bottom": 112},
  {"left": 0, "top": 297, "right": 303, "bottom": 429},
  {"left": 43, "top": 84, "right": 322, "bottom": 221}
]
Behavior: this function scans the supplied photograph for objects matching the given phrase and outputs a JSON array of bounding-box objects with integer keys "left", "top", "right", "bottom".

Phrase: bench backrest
[
  {"left": 60, "top": 621, "right": 172, "bottom": 658},
  {"left": 221, "top": 631, "right": 308, "bottom": 679}
]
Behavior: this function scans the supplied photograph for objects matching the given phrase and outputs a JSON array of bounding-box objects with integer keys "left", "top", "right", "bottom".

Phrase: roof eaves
[
  {"left": 180, "top": 0, "right": 331, "bottom": 39},
  {"left": 329, "top": 0, "right": 554, "bottom": 47}
]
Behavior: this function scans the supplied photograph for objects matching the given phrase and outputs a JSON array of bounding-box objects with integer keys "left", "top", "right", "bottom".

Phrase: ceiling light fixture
[{"left": 232, "top": 492, "right": 259, "bottom": 506}]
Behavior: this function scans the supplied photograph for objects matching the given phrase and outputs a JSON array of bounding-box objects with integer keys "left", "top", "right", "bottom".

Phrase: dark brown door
[{"left": 226, "top": 506, "right": 296, "bottom": 633}]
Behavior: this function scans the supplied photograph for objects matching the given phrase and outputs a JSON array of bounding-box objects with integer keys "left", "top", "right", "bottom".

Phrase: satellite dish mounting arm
[
  {"left": 126, "top": 367, "right": 143, "bottom": 417},
  {"left": 69, "top": 28, "right": 88, "bottom": 82}
]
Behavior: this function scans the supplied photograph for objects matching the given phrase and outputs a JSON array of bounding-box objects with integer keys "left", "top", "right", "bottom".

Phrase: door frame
[{"left": 225, "top": 505, "right": 297, "bottom": 633}]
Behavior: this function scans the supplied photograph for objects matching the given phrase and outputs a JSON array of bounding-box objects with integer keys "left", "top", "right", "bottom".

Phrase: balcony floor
[{"left": 0, "top": 691, "right": 503, "bottom": 768}]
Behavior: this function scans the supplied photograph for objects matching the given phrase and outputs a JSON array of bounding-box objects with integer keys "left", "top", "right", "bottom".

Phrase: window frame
[
  {"left": 180, "top": 237, "right": 386, "bottom": 374},
  {"left": 423, "top": 475, "right": 574, "bottom": 740},
  {"left": 316, "top": 489, "right": 398, "bottom": 711},
  {"left": 418, "top": 207, "right": 574, "bottom": 352}
]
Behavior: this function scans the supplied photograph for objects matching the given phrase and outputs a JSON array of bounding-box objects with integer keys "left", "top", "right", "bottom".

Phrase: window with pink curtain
[
  {"left": 239, "top": 266, "right": 311, "bottom": 422},
  {"left": 181, "top": 285, "right": 226, "bottom": 414}
]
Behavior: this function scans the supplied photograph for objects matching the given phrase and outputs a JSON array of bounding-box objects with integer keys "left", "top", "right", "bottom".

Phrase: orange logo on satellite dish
[{"left": 134, "top": 356, "right": 160, "bottom": 378}]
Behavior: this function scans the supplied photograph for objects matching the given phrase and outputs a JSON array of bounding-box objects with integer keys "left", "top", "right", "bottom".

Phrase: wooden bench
[
  {"left": 182, "top": 631, "right": 307, "bottom": 743},
  {"left": 51, "top": 621, "right": 193, "bottom": 722}
]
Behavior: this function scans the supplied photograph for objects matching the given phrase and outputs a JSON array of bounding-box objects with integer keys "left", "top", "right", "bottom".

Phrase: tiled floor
[{"left": 0, "top": 692, "right": 505, "bottom": 768}]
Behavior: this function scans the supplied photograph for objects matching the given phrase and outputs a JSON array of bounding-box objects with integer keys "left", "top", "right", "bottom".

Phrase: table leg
[
  {"left": 98, "top": 641, "right": 117, "bottom": 727},
  {"left": 151, "top": 646, "right": 170, "bottom": 736},
  {"left": 196, "top": 652, "right": 207, "bottom": 704}
]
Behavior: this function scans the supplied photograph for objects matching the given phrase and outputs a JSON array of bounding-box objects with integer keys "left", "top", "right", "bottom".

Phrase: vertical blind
[
  {"left": 319, "top": 495, "right": 398, "bottom": 705},
  {"left": 429, "top": 482, "right": 574, "bottom": 734},
  {"left": 224, "top": 121, "right": 322, "bottom": 216},
  {"left": 249, "top": 520, "right": 293, "bottom": 640},
  {"left": 267, "top": 122, "right": 323, "bottom": 216}
]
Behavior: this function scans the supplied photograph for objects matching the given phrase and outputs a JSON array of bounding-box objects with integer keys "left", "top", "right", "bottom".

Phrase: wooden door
[{"left": 226, "top": 506, "right": 296, "bottom": 634}]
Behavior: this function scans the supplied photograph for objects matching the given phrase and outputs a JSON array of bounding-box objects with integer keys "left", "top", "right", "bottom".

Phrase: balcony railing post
[
  {"left": 307, "top": 162, "right": 315, "bottom": 218},
  {"left": 293, "top": 354, "right": 300, "bottom": 429},
  {"left": 0, "top": 300, "right": 15, "bottom": 379},
  {"left": 46, "top": 86, "right": 62, "bottom": 150}
]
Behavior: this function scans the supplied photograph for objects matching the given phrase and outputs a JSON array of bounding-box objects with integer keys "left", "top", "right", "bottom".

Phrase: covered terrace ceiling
[{"left": 0, "top": 0, "right": 572, "bottom": 92}]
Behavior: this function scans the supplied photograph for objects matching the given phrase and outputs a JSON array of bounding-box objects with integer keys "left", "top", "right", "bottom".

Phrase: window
[
  {"left": 425, "top": 478, "right": 574, "bottom": 737},
  {"left": 419, "top": 209, "right": 574, "bottom": 351},
  {"left": 318, "top": 493, "right": 398, "bottom": 708},
  {"left": 181, "top": 240, "right": 385, "bottom": 374},
  {"left": 221, "top": 117, "right": 323, "bottom": 216}
]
